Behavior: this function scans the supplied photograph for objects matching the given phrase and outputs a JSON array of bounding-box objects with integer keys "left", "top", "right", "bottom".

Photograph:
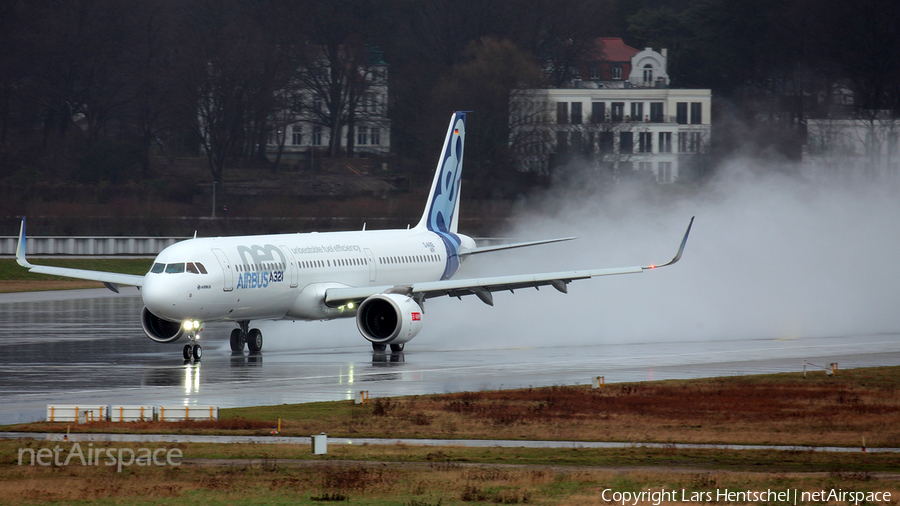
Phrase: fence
[
  {"left": 1, "top": 236, "right": 189, "bottom": 256},
  {"left": 46, "top": 404, "right": 218, "bottom": 423}
]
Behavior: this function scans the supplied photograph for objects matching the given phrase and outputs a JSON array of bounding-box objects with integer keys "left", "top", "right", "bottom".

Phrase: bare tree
[{"left": 171, "top": 0, "right": 287, "bottom": 185}]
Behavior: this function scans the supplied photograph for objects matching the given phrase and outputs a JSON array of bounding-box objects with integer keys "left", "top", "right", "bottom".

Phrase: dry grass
[
  {"left": 244, "top": 368, "right": 900, "bottom": 447},
  {"left": 11, "top": 368, "right": 899, "bottom": 448},
  {"left": 3, "top": 455, "right": 898, "bottom": 505},
  {"left": 16, "top": 418, "right": 274, "bottom": 435},
  {"left": 4, "top": 368, "right": 899, "bottom": 504}
]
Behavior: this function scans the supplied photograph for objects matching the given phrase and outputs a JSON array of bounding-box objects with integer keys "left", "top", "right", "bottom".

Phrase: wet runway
[{"left": 1, "top": 289, "right": 898, "bottom": 425}]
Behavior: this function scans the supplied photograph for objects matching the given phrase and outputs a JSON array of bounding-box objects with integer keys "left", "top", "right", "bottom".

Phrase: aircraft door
[
  {"left": 364, "top": 248, "right": 377, "bottom": 282},
  {"left": 211, "top": 248, "right": 234, "bottom": 291},
  {"left": 279, "top": 245, "right": 299, "bottom": 287}
]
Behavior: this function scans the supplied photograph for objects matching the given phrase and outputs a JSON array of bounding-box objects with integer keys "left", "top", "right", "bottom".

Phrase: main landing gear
[
  {"left": 230, "top": 321, "right": 263, "bottom": 353},
  {"left": 372, "top": 342, "right": 405, "bottom": 353}
]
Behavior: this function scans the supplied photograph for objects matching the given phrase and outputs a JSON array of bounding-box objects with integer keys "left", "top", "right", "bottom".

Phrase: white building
[
  {"left": 265, "top": 53, "right": 391, "bottom": 163},
  {"left": 512, "top": 39, "right": 711, "bottom": 183}
]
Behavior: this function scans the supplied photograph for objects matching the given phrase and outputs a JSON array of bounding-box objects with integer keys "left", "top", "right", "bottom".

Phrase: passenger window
[
  {"left": 165, "top": 263, "right": 185, "bottom": 274},
  {"left": 150, "top": 263, "right": 165, "bottom": 274},
  {"left": 186, "top": 262, "right": 200, "bottom": 274}
]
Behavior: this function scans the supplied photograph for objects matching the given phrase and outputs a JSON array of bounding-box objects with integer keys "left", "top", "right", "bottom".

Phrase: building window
[
  {"left": 612, "top": 65, "right": 622, "bottom": 80},
  {"left": 312, "top": 126, "right": 323, "bottom": 146},
  {"left": 658, "top": 162, "right": 672, "bottom": 183},
  {"left": 314, "top": 98, "right": 323, "bottom": 113},
  {"left": 690, "top": 103, "right": 703, "bottom": 124},
  {"left": 556, "top": 131, "right": 568, "bottom": 153},
  {"left": 291, "top": 126, "right": 302, "bottom": 146},
  {"left": 639, "top": 161, "right": 653, "bottom": 173},
  {"left": 371, "top": 128, "right": 380, "bottom": 145},
  {"left": 599, "top": 131, "right": 614, "bottom": 153},
  {"left": 589, "top": 64, "right": 601, "bottom": 80},
  {"left": 363, "top": 93, "right": 378, "bottom": 113},
  {"left": 571, "top": 102, "right": 582, "bottom": 124},
  {"left": 357, "top": 126, "right": 368, "bottom": 145},
  {"left": 631, "top": 102, "right": 644, "bottom": 122},
  {"left": 659, "top": 132, "right": 672, "bottom": 153},
  {"left": 611, "top": 102, "right": 624, "bottom": 122},
  {"left": 676, "top": 103, "right": 688, "bottom": 124},
  {"left": 643, "top": 64, "right": 653, "bottom": 84},
  {"left": 557, "top": 102, "right": 568, "bottom": 124},
  {"left": 619, "top": 131, "right": 633, "bottom": 153},
  {"left": 650, "top": 102, "right": 664, "bottom": 122},
  {"left": 678, "top": 132, "right": 701, "bottom": 153},
  {"left": 639, "top": 132, "right": 653, "bottom": 153},
  {"left": 591, "top": 102, "right": 605, "bottom": 123},
  {"left": 571, "top": 131, "right": 583, "bottom": 152}
]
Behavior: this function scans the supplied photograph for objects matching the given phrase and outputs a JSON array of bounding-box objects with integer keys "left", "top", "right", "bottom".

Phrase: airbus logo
[{"left": 236, "top": 271, "right": 283, "bottom": 290}]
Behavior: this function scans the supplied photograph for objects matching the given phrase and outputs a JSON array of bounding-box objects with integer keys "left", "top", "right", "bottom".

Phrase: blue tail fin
[{"left": 416, "top": 112, "right": 466, "bottom": 234}]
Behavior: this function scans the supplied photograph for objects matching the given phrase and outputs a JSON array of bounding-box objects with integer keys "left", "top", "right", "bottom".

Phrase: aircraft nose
[{"left": 142, "top": 274, "right": 173, "bottom": 318}]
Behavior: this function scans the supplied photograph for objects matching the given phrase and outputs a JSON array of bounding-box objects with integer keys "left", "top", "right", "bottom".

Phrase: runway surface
[{"left": 1, "top": 289, "right": 898, "bottom": 425}]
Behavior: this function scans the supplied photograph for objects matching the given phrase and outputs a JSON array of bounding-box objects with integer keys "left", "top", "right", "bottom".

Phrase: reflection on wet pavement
[{"left": 1, "top": 289, "right": 898, "bottom": 425}]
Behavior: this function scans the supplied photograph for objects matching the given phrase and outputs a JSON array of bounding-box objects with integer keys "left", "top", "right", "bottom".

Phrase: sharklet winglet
[{"left": 16, "top": 218, "right": 33, "bottom": 268}]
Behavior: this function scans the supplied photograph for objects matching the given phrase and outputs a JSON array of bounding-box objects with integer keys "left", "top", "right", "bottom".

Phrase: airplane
[{"left": 16, "top": 111, "right": 693, "bottom": 360}]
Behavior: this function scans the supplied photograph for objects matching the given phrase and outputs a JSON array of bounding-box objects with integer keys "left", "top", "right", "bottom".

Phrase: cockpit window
[
  {"left": 165, "top": 263, "right": 185, "bottom": 274},
  {"left": 186, "top": 262, "right": 199, "bottom": 274},
  {"left": 150, "top": 263, "right": 165, "bottom": 274},
  {"left": 196, "top": 262, "right": 208, "bottom": 274}
]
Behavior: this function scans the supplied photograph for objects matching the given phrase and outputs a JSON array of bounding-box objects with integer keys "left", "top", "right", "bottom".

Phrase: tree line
[{"left": 1, "top": 0, "right": 897, "bottom": 193}]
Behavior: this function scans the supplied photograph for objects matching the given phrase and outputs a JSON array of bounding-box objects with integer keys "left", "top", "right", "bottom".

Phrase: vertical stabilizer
[{"left": 416, "top": 112, "right": 466, "bottom": 234}]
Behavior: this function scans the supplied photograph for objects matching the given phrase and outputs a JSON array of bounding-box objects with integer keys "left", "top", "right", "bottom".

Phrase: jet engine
[
  {"left": 140, "top": 306, "right": 185, "bottom": 343},
  {"left": 356, "top": 294, "right": 423, "bottom": 345}
]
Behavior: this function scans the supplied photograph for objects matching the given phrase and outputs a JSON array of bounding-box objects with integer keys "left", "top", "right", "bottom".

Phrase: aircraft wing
[
  {"left": 326, "top": 217, "right": 693, "bottom": 307},
  {"left": 16, "top": 218, "right": 145, "bottom": 292}
]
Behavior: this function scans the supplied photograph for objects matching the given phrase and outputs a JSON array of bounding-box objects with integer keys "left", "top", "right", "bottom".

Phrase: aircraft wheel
[
  {"left": 183, "top": 344, "right": 193, "bottom": 360},
  {"left": 192, "top": 344, "right": 202, "bottom": 360},
  {"left": 372, "top": 343, "right": 387, "bottom": 352},
  {"left": 230, "top": 329, "right": 245, "bottom": 352},
  {"left": 247, "top": 328, "right": 263, "bottom": 352},
  {"left": 390, "top": 343, "right": 405, "bottom": 353}
]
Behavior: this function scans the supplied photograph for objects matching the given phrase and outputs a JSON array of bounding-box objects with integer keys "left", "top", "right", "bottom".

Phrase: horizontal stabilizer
[{"left": 459, "top": 236, "right": 576, "bottom": 256}]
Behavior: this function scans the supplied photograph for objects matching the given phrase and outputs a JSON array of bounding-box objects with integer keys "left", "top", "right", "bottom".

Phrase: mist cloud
[{"left": 419, "top": 160, "right": 900, "bottom": 350}]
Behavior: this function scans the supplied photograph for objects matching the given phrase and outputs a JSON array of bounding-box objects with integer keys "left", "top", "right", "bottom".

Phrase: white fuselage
[{"left": 141, "top": 228, "right": 472, "bottom": 324}]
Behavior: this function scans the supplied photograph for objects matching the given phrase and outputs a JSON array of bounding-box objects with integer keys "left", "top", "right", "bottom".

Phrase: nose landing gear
[{"left": 182, "top": 320, "right": 203, "bottom": 361}]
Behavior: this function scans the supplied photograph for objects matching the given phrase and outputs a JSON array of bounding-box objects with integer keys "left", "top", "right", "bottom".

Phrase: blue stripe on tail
[
  {"left": 420, "top": 112, "right": 467, "bottom": 280},
  {"left": 425, "top": 112, "right": 466, "bottom": 235}
]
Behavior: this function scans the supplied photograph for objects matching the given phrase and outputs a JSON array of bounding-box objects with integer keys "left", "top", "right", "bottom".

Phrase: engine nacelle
[
  {"left": 356, "top": 293, "right": 423, "bottom": 345},
  {"left": 141, "top": 306, "right": 185, "bottom": 343}
]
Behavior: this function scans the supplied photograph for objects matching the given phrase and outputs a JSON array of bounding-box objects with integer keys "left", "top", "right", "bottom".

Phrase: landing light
[
  {"left": 183, "top": 320, "right": 201, "bottom": 331},
  {"left": 348, "top": 302, "right": 355, "bottom": 309}
]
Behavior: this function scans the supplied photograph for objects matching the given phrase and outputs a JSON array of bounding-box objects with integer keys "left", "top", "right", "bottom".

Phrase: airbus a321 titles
[{"left": 17, "top": 111, "right": 693, "bottom": 360}]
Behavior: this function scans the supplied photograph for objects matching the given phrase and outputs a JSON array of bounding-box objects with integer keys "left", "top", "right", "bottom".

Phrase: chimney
[{"left": 662, "top": 48, "right": 668, "bottom": 59}]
